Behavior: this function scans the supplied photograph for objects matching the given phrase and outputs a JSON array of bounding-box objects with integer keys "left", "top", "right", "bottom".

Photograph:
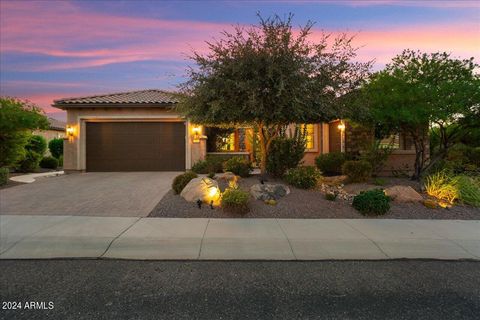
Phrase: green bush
[
  {"left": 191, "top": 157, "right": 224, "bottom": 174},
  {"left": 352, "top": 189, "right": 390, "bottom": 216},
  {"left": 342, "top": 160, "right": 372, "bottom": 182},
  {"left": 267, "top": 136, "right": 305, "bottom": 177},
  {"left": 17, "top": 150, "right": 42, "bottom": 173},
  {"left": 457, "top": 175, "right": 480, "bottom": 207},
  {"left": 315, "top": 152, "right": 346, "bottom": 176},
  {"left": 221, "top": 188, "right": 250, "bottom": 213},
  {"left": 40, "top": 156, "right": 59, "bottom": 169},
  {"left": 58, "top": 155, "right": 63, "bottom": 167},
  {"left": 284, "top": 166, "right": 322, "bottom": 189},
  {"left": 48, "top": 138, "right": 64, "bottom": 159},
  {"left": 0, "top": 167, "right": 9, "bottom": 186},
  {"left": 27, "top": 135, "right": 47, "bottom": 155},
  {"left": 172, "top": 171, "right": 198, "bottom": 194},
  {"left": 223, "top": 157, "right": 252, "bottom": 177},
  {"left": 325, "top": 192, "right": 337, "bottom": 201}
]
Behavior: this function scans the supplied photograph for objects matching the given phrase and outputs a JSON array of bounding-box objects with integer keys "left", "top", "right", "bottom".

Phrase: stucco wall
[{"left": 63, "top": 107, "right": 201, "bottom": 172}]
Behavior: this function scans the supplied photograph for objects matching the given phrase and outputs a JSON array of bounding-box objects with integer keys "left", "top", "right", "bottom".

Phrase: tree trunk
[
  {"left": 256, "top": 122, "right": 280, "bottom": 175},
  {"left": 411, "top": 129, "right": 428, "bottom": 180}
]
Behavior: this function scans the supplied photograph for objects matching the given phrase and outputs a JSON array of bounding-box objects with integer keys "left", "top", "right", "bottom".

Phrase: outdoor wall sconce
[
  {"left": 66, "top": 125, "right": 75, "bottom": 137},
  {"left": 337, "top": 121, "right": 345, "bottom": 131},
  {"left": 192, "top": 125, "right": 201, "bottom": 143}
]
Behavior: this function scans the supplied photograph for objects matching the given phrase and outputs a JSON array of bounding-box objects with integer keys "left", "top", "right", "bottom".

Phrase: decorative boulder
[
  {"left": 384, "top": 185, "right": 423, "bottom": 203},
  {"left": 216, "top": 172, "right": 240, "bottom": 191},
  {"left": 181, "top": 177, "right": 221, "bottom": 205},
  {"left": 250, "top": 184, "right": 290, "bottom": 201}
]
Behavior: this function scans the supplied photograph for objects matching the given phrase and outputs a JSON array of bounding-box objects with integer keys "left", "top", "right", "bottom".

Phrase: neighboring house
[
  {"left": 53, "top": 89, "right": 417, "bottom": 175},
  {"left": 33, "top": 117, "right": 66, "bottom": 156}
]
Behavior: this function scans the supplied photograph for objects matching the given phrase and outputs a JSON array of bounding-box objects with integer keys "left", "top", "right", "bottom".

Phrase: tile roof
[
  {"left": 53, "top": 89, "right": 179, "bottom": 108},
  {"left": 48, "top": 117, "right": 66, "bottom": 131}
]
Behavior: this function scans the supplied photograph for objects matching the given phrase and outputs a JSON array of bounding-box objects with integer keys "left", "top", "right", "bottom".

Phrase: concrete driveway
[{"left": 0, "top": 172, "right": 180, "bottom": 217}]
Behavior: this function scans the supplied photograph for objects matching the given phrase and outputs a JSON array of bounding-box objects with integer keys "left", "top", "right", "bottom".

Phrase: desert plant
[
  {"left": 223, "top": 157, "right": 252, "bottom": 177},
  {"left": 360, "top": 140, "right": 394, "bottom": 176},
  {"left": 284, "top": 166, "right": 322, "bottom": 189},
  {"left": 40, "top": 156, "right": 59, "bottom": 169},
  {"left": 267, "top": 131, "right": 305, "bottom": 177},
  {"left": 172, "top": 171, "right": 198, "bottom": 194},
  {"left": 424, "top": 171, "right": 459, "bottom": 205},
  {"left": 352, "top": 189, "right": 390, "bottom": 216},
  {"left": 342, "top": 160, "right": 372, "bottom": 182},
  {"left": 48, "top": 138, "right": 64, "bottom": 159},
  {"left": 456, "top": 175, "right": 480, "bottom": 207},
  {"left": 221, "top": 188, "right": 250, "bottom": 213},
  {"left": 0, "top": 167, "right": 8, "bottom": 186},
  {"left": 315, "top": 152, "right": 346, "bottom": 176}
]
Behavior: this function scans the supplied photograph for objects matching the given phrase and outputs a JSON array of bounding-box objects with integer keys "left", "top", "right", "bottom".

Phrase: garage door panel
[{"left": 86, "top": 122, "right": 185, "bottom": 172}]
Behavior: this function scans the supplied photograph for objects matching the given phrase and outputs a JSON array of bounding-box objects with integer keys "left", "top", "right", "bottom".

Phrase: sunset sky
[{"left": 1, "top": 0, "right": 479, "bottom": 120}]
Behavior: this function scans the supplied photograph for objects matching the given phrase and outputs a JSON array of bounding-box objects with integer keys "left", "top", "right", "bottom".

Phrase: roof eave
[{"left": 52, "top": 102, "right": 178, "bottom": 110}]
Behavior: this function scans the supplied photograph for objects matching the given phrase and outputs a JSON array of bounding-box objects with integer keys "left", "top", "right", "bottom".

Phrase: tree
[
  {"left": 352, "top": 50, "right": 480, "bottom": 179},
  {"left": 0, "top": 97, "right": 49, "bottom": 167},
  {"left": 178, "top": 14, "right": 371, "bottom": 173}
]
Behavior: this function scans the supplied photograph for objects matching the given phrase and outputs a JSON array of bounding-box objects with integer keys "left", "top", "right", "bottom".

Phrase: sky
[{"left": 1, "top": 0, "right": 479, "bottom": 121}]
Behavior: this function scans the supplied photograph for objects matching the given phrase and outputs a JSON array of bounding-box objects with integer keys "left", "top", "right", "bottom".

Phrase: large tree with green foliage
[
  {"left": 0, "top": 97, "right": 49, "bottom": 167},
  {"left": 178, "top": 14, "right": 371, "bottom": 173},
  {"left": 352, "top": 50, "right": 480, "bottom": 179}
]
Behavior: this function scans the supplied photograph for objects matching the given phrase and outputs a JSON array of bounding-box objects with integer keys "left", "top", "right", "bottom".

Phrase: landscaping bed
[{"left": 148, "top": 176, "right": 480, "bottom": 219}]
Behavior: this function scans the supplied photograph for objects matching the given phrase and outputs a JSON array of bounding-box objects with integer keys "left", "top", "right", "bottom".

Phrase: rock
[
  {"left": 216, "top": 172, "right": 238, "bottom": 182},
  {"left": 384, "top": 185, "right": 423, "bottom": 203},
  {"left": 321, "top": 175, "right": 348, "bottom": 186},
  {"left": 250, "top": 184, "right": 290, "bottom": 201},
  {"left": 181, "top": 177, "right": 221, "bottom": 205},
  {"left": 216, "top": 172, "right": 240, "bottom": 191}
]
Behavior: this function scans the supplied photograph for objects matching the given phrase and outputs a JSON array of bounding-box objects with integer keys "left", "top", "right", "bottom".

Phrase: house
[
  {"left": 33, "top": 117, "right": 66, "bottom": 141},
  {"left": 53, "top": 89, "right": 417, "bottom": 175}
]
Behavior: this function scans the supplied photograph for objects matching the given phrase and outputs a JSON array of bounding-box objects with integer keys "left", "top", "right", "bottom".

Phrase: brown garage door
[{"left": 86, "top": 122, "right": 185, "bottom": 172}]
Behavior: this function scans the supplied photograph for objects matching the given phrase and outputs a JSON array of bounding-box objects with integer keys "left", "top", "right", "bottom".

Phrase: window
[
  {"left": 379, "top": 134, "right": 400, "bottom": 149},
  {"left": 301, "top": 124, "right": 315, "bottom": 151},
  {"left": 219, "top": 132, "right": 235, "bottom": 151}
]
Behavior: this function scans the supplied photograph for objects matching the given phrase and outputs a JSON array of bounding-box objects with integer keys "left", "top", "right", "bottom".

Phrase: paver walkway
[{"left": 0, "top": 216, "right": 478, "bottom": 260}]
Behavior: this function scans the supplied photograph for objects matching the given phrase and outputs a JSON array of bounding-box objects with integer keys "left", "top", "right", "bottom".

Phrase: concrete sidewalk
[{"left": 0, "top": 216, "right": 478, "bottom": 260}]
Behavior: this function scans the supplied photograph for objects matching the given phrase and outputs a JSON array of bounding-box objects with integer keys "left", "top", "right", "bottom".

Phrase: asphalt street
[{"left": 1, "top": 260, "right": 479, "bottom": 320}]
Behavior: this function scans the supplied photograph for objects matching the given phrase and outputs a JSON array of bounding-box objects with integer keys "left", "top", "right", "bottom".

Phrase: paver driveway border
[{"left": 1, "top": 216, "right": 479, "bottom": 260}]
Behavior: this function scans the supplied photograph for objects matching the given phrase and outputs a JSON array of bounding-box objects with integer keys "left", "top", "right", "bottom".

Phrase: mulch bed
[{"left": 148, "top": 176, "right": 480, "bottom": 220}]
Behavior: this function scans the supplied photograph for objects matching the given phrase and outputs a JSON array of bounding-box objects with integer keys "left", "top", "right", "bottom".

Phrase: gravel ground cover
[{"left": 149, "top": 176, "right": 480, "bottom": 219}]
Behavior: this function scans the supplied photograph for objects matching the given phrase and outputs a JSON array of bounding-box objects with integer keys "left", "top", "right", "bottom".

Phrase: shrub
[
  {"left": 221, "top": 188, "right": 250, "bottom": 213},
  {"left": 325, "top": 192, "right": 337, "bottom": 201},
  {"left": 223, "top": 157, "right": 252, "bottom": 177},
  {"left": 373, "top": 178, "right": 386, "bottom": 186},
  {"left": 342, "top": 160, "right": 372, "bottom": 182},
  {"left": 58, "top": 155, "right": 63, "bottom": 167},
  {"left": 0, "top": 167, "right": 9, "bottom": 186},
  {"left": 26, "top": 135, "right": 47, "bottom": 155},
  {"left": 284, "top": 166, "right": 322, "bottom": 189},
  {"left": 457, "top": 175, "right": 480, "bottom": 207},
  {"left": 424, "top": 170, "right": 459, "bottom": 205},
  {"left": 172, "top": 171, "right": 198, "bottom": 194},
  {"left": 17, "top": 150, "right": 42, "bottom": 173},
  {"left": 48, "top": 138, "right": 64, "bottom": 158},
  {"left": 315, "top": 152, "right": 346, "bottom": 176},
  {"left": 352, "top": 189, "right": 390, "bottom": 216},
  {"left": 191, "top": 157, "right": 224, "bottom": 174},
  {"left": 267, "top": 135, "right": 305, "bottom": 177},
  {"left": 40, "top": 156, "right": 59, "bottom": 169}
]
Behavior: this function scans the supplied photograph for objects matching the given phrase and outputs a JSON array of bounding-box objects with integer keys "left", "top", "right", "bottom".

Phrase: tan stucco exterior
[{"left": 63, "top": 107, "right": 203, "bottom": 172}]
